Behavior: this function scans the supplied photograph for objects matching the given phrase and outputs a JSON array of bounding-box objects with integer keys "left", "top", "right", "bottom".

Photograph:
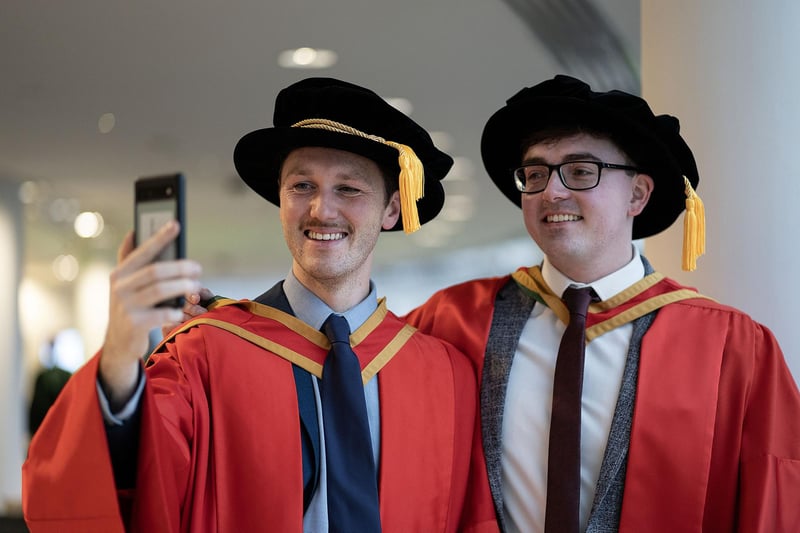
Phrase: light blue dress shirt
[{"left": 282, "top": 272, "right": 382, "bottom": 532}]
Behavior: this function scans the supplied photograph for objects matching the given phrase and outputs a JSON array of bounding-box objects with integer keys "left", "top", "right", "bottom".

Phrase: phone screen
[{"left": 136, "top": 197, "right": 180, "bottom": 261}]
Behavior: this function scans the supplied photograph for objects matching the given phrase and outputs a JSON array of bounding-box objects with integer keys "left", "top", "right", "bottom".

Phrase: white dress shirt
[{"left": 502, "top": 248, "right": 645, "bottom": 532}]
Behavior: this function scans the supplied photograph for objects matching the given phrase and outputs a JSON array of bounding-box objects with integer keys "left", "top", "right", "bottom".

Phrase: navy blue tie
[
  {"left": 545, "top": 286, "right": 594, "bottom": 533},
  {"left": 320, "top": 314, "right": 381, "bottom": 533}
]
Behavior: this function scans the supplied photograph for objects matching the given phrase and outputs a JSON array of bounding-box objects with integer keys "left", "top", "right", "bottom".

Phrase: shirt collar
[
  {"left": 282, "top": 270, "right": 379, "bottom": 331},
  {"left": 541, "top": 245, "right": 645, "bottom": 300}
]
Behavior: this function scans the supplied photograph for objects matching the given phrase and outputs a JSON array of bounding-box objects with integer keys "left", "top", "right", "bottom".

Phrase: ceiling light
[
  {"left": 278, "top": 47, "right": 338, "bottom": 69},
  {"left": 74, "top": 211, "right": 104, "bottom": 238},
  {"left": 292, "top": 47, "right": 317, "bottom": 66},
  {"left": 52, "top": 254, "right": 79, "bottom": 282},
  {"left": 98, "top": 113, "right": 116, "bottom": 134},
  {"left": 18, "top": 181, "right": 40, "bottom": 204}
]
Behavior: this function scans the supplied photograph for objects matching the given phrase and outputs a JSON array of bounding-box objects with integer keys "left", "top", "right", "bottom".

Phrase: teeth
[
  {"left": 547, "top": 214, "right": 581, "bottom": 222},
  {"left": 307, "top": 231, "right": 345, "bottom": 241}
]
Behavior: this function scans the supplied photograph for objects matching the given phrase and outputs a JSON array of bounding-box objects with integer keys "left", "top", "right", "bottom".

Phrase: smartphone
[{"left": 134, "top": 172, "right": 186, "bottom": 307}]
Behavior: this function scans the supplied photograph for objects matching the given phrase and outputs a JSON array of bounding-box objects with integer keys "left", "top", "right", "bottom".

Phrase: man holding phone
[{"left": 22, "top": 78, "right": 497, "bottom": 532}]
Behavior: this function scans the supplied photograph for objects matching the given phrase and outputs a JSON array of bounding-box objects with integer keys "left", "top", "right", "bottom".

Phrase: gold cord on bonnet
[
  {"left": 292, "top": 118, "right": 425, "bottom": 233},
  {"left": 682, "top": 176, "right": 706, "bottom": 271}
]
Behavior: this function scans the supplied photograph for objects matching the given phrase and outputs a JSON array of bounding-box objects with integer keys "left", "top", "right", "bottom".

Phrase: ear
[
  {"left": 381, "top": 190, "right": 402, "bottom": 230},
  {"left": 628, "top": 173, "right": 654, "bottom": 217}
]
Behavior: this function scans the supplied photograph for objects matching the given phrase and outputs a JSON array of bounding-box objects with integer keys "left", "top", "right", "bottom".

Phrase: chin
[{"left": 541, "top": 241, "right": 592, "bottom": 263}]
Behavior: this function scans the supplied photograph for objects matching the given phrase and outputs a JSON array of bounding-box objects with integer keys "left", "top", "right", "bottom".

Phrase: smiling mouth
[
  {"left": 545, "top": 214, "right": 582, "bottom": 223},
  {"left": 306, "top": 230, "right": 347, "bottom": 241}
]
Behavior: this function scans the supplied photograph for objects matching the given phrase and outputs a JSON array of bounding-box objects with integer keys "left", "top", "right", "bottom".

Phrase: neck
[
  {"left": 292, "top": 266, "right": 371, "bottom": 313},
  {"left": 548, "top": 245, "right": 635, "bottom": 284}
]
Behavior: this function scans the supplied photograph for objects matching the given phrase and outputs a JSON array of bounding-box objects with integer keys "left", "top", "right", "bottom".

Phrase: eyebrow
[
  {"left": 280, "top": 165, "right": 373, "bottom": 186},
  {"left": 521, "top": 152, "right": 603, "bottom": 165}
]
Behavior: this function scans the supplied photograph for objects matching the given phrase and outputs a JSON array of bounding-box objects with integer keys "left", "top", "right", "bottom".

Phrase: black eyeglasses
[{"left": 513, "top": 161, "right": 641, "bottom": 194}]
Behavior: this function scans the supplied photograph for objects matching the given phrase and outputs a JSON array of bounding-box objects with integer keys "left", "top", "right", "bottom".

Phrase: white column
[
  {"left": 642, "top": 1, "right": 800, "bottom": 383},
  {"left": 0, "top": 181, "right": 24, "bottom": 512}
]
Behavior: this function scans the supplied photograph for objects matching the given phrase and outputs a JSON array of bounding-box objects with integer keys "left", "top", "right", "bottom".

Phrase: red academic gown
[
  {"left": 405, "top": 271, "right": 800, "bottom": 533},
  {"left": 23, "top": 299, "right": 499, "bottom": 533}
]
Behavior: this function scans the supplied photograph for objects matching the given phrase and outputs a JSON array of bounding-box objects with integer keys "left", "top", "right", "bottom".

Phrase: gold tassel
[
  {"left": 386, "top": 141, "right": 424, "bottom": 233},
  {"left": 682, "top": 176, "right": 706, "bottom": 271}
]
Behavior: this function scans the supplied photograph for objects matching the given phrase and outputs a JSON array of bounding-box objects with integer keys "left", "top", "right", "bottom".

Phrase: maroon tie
[{"left": 544, "top": 286, "right": 595, "bottom": 533}]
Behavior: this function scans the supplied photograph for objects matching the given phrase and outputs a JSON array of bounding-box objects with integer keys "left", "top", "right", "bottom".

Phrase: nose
[
  {"left": 309, "top": 188, "right": 339, "bottom": 220},
  {"left": 540, "top": 167, "right": 570, "bottom": 202}
]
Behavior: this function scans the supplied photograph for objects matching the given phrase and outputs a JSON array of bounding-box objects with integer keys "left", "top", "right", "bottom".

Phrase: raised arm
[{"left": 99, "top": 221, "right": 202, "bottom": 408}]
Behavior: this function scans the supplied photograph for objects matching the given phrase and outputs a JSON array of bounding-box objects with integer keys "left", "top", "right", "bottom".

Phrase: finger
[
  {"left": 185, "top": 291, "right": 201, "bottom": 305},
  {"left": 112, "top": 262, "right": 201, "bottom": 312},
  {"left": 182, "top": 301, "right": 209, "bottom": 319},
  {"left": 117, "top": 231, "right": 136, "bottom": 263},
  {"left": 119, "top": 221, "right": 182, "bottom": 276},
  {"left": 137, "top": 278, "right": 202, "bottom": 310},
  {"left": 183, "top": 286, "right": 214, "bottom": 307},
  {"left": 119, "top": 258, "right": 202, "bottom": 297},
  {"left": 199, "top": 287, "right": 215, "bottom": 301}
]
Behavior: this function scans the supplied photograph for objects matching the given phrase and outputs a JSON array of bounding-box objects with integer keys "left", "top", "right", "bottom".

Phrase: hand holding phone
[{"left": 134, "top": 173, "right": 186, "bottom": 307}]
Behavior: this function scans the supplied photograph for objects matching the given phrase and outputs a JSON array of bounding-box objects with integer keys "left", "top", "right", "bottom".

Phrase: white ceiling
[{"left": 1, "top": 0, "right": 638, "bottom": 280}]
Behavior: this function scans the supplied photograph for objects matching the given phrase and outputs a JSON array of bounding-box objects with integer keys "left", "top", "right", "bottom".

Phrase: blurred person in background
[{"left": 28, "top": 329, "right": 83, "bottom": 438}]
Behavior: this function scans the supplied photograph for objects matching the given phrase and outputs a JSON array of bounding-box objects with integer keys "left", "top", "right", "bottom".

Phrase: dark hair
[
  {"left": 376, "top": 160, "right": 400, "bottom": 205},
  {"left": 520, "top": 124, "right": 638, "bottom": 170}
]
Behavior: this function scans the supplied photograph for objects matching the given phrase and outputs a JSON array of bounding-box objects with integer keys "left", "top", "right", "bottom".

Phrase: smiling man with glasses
[{"left": 406, "top": 74, "right": 800, "bottom": 532}]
